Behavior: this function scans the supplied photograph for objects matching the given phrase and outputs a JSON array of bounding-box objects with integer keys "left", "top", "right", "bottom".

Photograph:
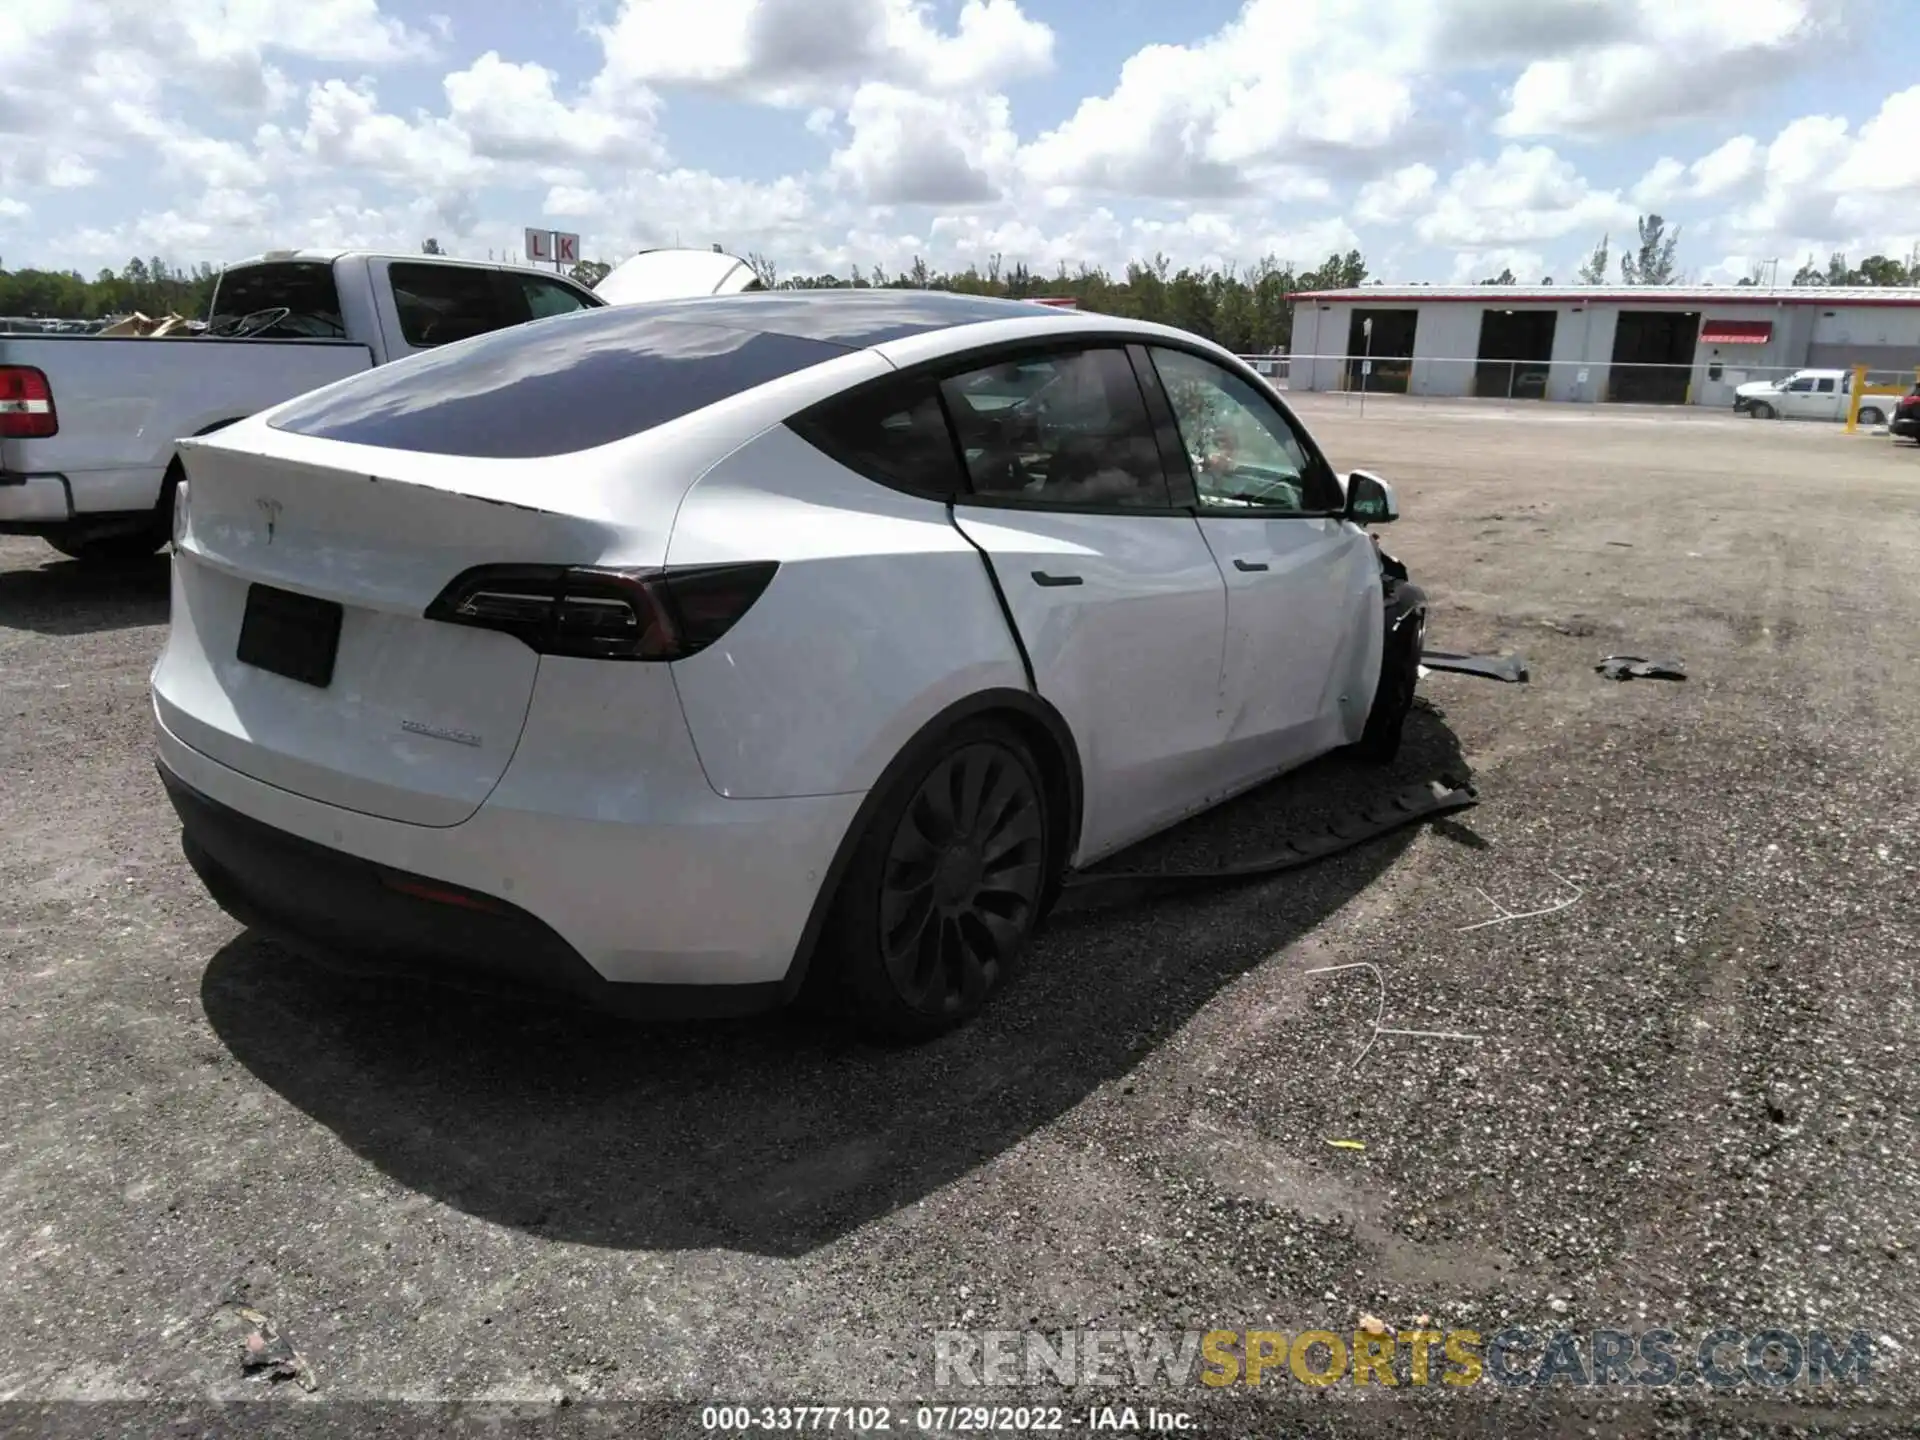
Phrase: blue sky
[{"left": 3, "top": 0, "right": 1917, "bottom": 285}]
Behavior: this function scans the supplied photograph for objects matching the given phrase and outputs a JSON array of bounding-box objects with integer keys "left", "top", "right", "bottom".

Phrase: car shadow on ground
[
  {"left": 0, "top": 553, "right": 169, "bottom": 635},
  {"left": 200, "top": 707, "right": 1468, "bottom": 1258}
]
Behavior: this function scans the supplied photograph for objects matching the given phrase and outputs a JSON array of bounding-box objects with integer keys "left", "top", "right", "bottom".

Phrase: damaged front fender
[{"left": 1378, "top": 543, "right": 1426, "bottom": 637}]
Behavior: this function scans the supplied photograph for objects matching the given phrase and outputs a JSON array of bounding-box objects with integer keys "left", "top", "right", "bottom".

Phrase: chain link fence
[{"left": 1237, "top": 354, "right": 1920, "bottom": 415}]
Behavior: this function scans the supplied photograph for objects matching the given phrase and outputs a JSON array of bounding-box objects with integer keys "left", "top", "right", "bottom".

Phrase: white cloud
[
  {"left": 1446, "top": 247, "right": 1548, "bottom": 283},
  {"left": 1630, "top": 157, "right": 1687, "bottom": 209},
  {"left": 595, "top": 0, "right": 1053, "bottom": 106},
  {"left": 1698, "top": 90, "right": 1920, "bottom": 260},
  {"left": 1497, "top": 0, "right": 1842, "bottom": 138},
  {"left": 1632, "top": 135, "right": 1764, "bottom": 209},
  {"left": 288, "top": 79, "right": 486, "bottom": 191},
  {"left": 1691, "top": 135, "right": 1764, "bottom": 197},
  {"left": 1354, "top": 165, "right": 1438, "bottom": 225},
  {"left": 0, "top": 0, "right": 434, "bottom": 228},
  {"left": 1415, "top": 144, "right": 1631, "bottom": 249},
  {"left": 442, "top": 52, "right": 662, "bottom": 165},
  {"left": 9, "top": 0, "right": 1920, "bottom": 294},
  {"left": 1018, "top": 1, "right": 1425, "bottom": 200},
  {"left": 830, "top": 85, "right": 1017, "bottom": 205},
  {"left": 542, "top": 168, "right": 819, "bottom": 263}
]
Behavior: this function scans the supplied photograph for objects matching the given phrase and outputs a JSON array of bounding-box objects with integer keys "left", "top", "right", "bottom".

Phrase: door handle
[
  {"left": 1233, "top": 557, "right": 1270, "bottom": 572},
  {"left": 1031, "top": 570, "right": 1083, "bottom": 587}
]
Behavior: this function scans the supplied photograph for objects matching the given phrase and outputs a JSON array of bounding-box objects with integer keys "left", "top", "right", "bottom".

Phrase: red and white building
[{"left": 1288, "top": 284, "right": 1920, "bottom": 407}]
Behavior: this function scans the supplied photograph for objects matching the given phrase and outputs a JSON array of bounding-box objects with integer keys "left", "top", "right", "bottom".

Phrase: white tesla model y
[{"left": 152, "top": 291, "right": 1426, "bottom": 1038}]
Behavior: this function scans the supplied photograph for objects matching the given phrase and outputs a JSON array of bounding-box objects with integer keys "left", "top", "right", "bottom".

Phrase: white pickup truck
[
  {"left": 1732, "top": 368, "right": 1894, "bottom": 426},
  {"left": 0, "top": 251, "right": 611, "bottom": 562},
  {"left": 0, "top": 246, "right": 764, "bottom": 564}
]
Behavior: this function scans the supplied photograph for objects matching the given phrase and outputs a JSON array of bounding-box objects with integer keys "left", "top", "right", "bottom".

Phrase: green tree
[
  {"left": 1854, "top": 254, "right": 1912, "bottom": 286},
  {"left": 569, "top": 258, "right": 611, "bottom": 287},
  {"left": 1479, "top": 267, "right": 1517, "bottom": 284},
  {"left": 1576, "top": 234, "right": 1609, "bottom": 284},
  {"left": 1620, "top": 215, "right": 1679, "bottom": 285}
]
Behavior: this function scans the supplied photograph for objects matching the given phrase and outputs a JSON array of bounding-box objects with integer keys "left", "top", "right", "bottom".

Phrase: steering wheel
[{"left": 223, "top": 306, "right": 292, "bottom": 339}]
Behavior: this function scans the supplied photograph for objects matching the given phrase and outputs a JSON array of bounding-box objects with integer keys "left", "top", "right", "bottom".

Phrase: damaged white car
[{"left": 152, "top": 291, "right": 1425, "bottom": 1038}]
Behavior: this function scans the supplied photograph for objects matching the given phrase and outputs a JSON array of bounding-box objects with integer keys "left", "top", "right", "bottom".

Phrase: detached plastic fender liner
[
  {"left": 775, "top": 687, "right": 1084, "bottom": 1000},
  {"left": 1062, "top": 778, "right": 1477, "bottom": 892},
  {"left": 1421, "top": 649, "right": 1529, "bottom": 683}
]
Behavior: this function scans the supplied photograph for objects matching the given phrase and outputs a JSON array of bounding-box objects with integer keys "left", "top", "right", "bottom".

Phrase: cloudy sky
[{"left": 3, "top": 0, "right": 1917, "bottom": 285}]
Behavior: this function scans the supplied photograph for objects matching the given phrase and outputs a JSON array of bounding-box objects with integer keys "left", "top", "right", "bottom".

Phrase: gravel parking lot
[{"left": 3, "top": 399, "right": 1916, "bottom": 1437}]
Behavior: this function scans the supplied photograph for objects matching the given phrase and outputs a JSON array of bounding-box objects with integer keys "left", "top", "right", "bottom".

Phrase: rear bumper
[
  {"left": 156, "top": 707, "right": 865, "bottom": 1010},
  {"left": 1890, "top": 415, "right": 1920, "bottom": 439},
  {"left": 163, "top": 765, "right": 780, "bottom": 1017},
  {"left": 0, "top": 473, "right": 74, "bottom": 527}
]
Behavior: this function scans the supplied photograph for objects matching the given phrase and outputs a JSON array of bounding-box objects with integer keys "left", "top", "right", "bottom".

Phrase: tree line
[
  {"left": 0, "top": 246, "right": 1370, "bottom": 353},
  {"left": 5, "top": 212, "right": 1918, "bottom": 353},
  {"left": 0, "top": 255, "right": 221, "bottom": 323},
  {"left": 733, "top": 249, "right": 1370, "bottom": 354}
]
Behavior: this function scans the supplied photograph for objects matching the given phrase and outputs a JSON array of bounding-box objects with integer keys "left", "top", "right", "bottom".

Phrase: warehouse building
[{"left": 1287, "top": 285, "right": 1920, "bottom": 406}]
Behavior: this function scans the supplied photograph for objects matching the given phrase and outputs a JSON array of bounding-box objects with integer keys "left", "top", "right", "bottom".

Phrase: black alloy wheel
[{"left": 831, "top": 722, "right": 1050, "bottom": 1039}]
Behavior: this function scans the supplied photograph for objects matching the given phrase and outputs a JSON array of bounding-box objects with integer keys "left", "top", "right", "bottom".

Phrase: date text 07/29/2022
[{"left": 700, "top": 1404, "right": 1194, "bottom": 1432}]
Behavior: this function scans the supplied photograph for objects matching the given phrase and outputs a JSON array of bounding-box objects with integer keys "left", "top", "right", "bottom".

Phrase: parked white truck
[
  {"left": 0, "top": 246, "right": 762, "bottom": 564},
  {"left": 1732, "top": 368, "right": 1893, "bottom": 425}
]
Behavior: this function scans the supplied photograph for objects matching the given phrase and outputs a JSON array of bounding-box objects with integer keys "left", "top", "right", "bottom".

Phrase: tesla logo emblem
[{"left": 256, "top": 498, "right": 282, "bottom": 543}]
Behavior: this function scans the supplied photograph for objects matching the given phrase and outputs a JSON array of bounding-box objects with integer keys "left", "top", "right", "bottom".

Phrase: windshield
[
  {"left": 953, "top": 362, "right": 1058, "bottom": 413},
  {"left": 206, "top": 262, "right": 348, "bottom": 339}
]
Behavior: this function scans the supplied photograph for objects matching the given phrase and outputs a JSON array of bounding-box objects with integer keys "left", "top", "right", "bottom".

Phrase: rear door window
[
  {"left": 940, "top": 347, "right": 1173, "bottom": 510},
  {"left": 268, "top": 309, "right": 849, "bottom": 458},
  {"left": 388, "top": 263, "right": 519, "bottom": 347},
  {"left": 788, "top": 380, "right": 965, "bottom": 496}
]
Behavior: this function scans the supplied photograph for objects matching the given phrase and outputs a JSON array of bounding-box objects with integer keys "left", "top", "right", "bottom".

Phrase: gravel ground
[{"left": 2, "top": 400, "right": 1916, "bottom": 1438}]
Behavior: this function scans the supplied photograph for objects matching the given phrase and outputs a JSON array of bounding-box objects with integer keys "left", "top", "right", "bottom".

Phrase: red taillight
[
  {"left": 380, "top": 874, "right": 505, "bottom": 912},
  {"left": 424, "top": 561, "right": 778, "bottom": 661},
  {"left": 0, "top": 366, "right": 57, "bottom": 439}
]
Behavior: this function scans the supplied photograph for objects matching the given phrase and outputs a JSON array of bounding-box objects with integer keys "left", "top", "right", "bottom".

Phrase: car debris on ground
[
  {"left": 1595, "top": 654, "right": 1688, "bottom": 681},
  {"left": 1418, "top": 649, "right": 1530, "bottom": 683}
]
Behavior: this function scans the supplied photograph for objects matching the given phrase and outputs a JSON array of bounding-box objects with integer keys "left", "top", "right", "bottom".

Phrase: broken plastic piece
[
  {"left": 1595, "top": 655, "right": 1686, "bottom": 682},
  {"left": 1327, "top": 1139, "right": 1366, "bottom": 1151},
  {"left": 237, "top": 1308, "right": 318, "bottom": 1392},
  {"left": 1063, "top": 778, "right": 1477, "bottom": 890},
  {"left": 1420, "top": 649, "right": 1529, "bottom": 683}
]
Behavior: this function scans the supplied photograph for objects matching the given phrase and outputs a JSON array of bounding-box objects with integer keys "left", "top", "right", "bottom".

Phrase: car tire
[
  {"left": 1351, "top": 621, "right": 1421, "bottom": 765},
  {"left": 1749, "top": 401, "right": 1775, "bottom": 420},
  {"left": 825, "top": 719, "right": 1053, "bottom": 1041},
  {"left": 46, "top": 467, "right": 176, "bottom": 565},
  {"left": 1858, "top": 406, "right": 1884, "bottom": 427}
]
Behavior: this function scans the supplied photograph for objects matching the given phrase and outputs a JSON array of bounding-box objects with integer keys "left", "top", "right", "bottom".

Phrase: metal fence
[{"left": 1248, "top": 354, "right": 1920, "bottom": 409}]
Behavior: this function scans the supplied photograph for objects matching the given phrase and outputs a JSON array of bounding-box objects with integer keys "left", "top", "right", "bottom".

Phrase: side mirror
[{"left": 1344, "top": 469, "right": 1397, "bottom": 525}]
